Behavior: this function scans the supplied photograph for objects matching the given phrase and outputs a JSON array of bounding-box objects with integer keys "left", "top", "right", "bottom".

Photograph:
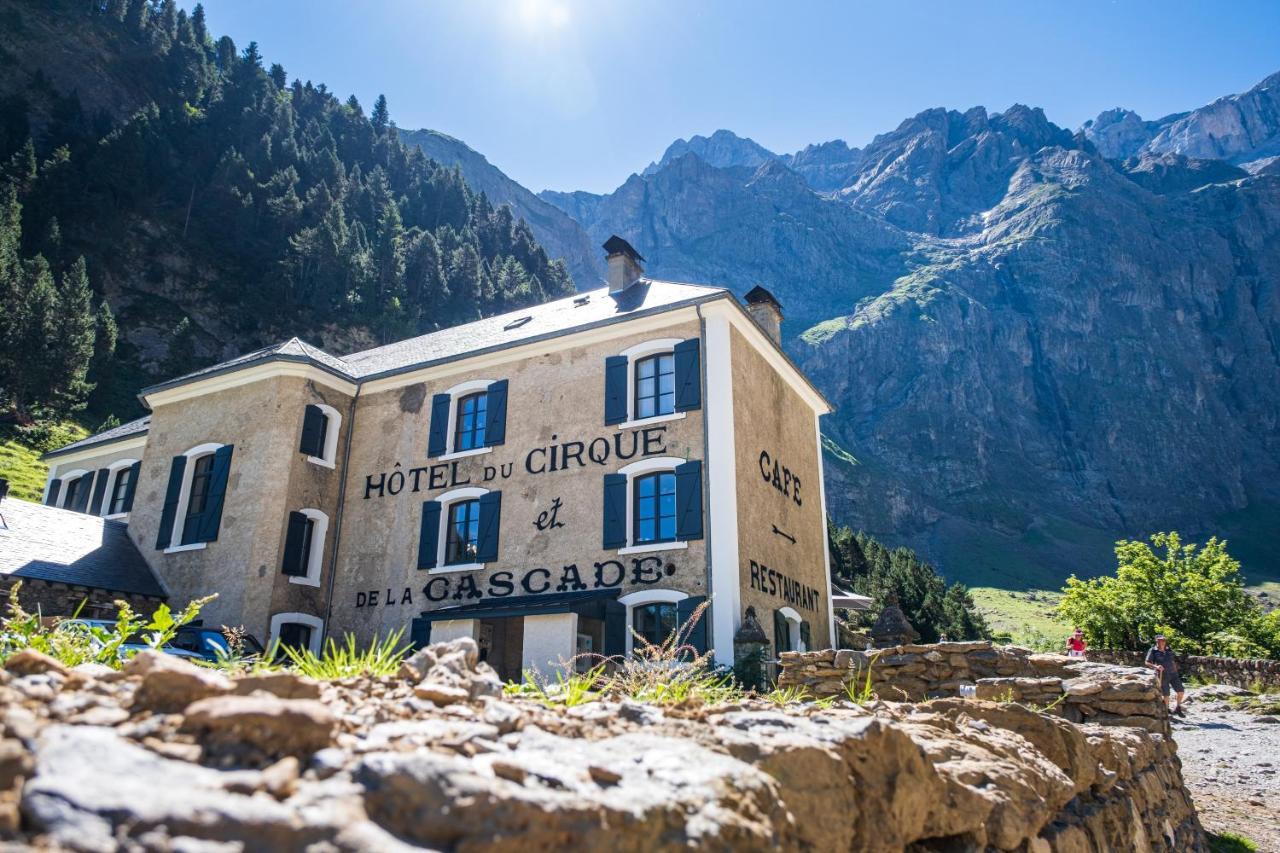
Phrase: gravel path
[{"left": 1173, "top": 688, "right": 1280, "bottom": 852}]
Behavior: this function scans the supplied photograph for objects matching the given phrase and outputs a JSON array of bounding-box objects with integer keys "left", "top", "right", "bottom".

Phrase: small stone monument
[
  {"left": 733, "top": 606, "right": 769, "bottom": 691},
  {"left": 870, "top": 592, "right": 919, "bottom": 648}
]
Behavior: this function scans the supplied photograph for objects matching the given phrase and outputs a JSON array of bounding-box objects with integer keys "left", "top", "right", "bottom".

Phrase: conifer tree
[{"left": 371, "top": 95, "right": 389, "bottom": 135}]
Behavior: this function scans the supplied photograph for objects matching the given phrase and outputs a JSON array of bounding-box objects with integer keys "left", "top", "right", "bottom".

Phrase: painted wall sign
[
  {"left": 533, "top": 497, "right": 566, "bottom": 531},
  {"left": 353, "top": 557, "right": 679, "bottom": 609},
  {"left": 748, "top": 559, "right": 820, "bottom": 611},
  {"left": 363, "top": 426, "right": 670, "bottom": 499},
  {"left": 758, "top": 450, "right": 803, "bottom": 506}
]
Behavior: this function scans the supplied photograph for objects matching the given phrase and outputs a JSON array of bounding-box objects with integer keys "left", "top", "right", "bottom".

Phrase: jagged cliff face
[
  {"left": 540, "top": 73, "right": 1280, "bottom": 586},
  {"left": 399, "top": 129, "right": 605, "bottom": 288}
]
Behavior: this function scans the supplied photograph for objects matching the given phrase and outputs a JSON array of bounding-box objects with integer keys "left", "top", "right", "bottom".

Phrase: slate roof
[
  {"left": 41, "top": 416, "right": 151, "bottom": 460},
  {"left": 139, "top": 280, "right": 728, "bottom": 397},
  {"left": 341, "top": 279, "right": 724, "bottom": 380},
  {"left": 0, "top": 499, "right": 167, "bottom": 599}
]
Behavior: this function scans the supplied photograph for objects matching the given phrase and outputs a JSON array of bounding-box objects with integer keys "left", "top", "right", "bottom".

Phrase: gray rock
[{"left": 21, "top": 726, "right": 318, "bottom": 850}]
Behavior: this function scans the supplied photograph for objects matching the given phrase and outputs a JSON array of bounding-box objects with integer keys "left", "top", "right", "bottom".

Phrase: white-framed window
[
  {"left": 167, "top": 442, "right": 224, "bottom": 553},
  {"left": 617, "top": 339, "right": 686, "bottom": 429},
  {"left": 102, "top": 458, "right": 140, "bottom": 519},
  {"left": 441, "top": 379, "right": 495, "bottom": 460},
  {"left": 774, "top": 606, "right": 806, "bottom": 653},
  {"left": 616, "top": 457, "right": 690, "bottom": 555},
  {"left": 303, "top": 403, "right": 341, "bottom": 469},
  {"left": 618, "top": 589, "right": 688, "bottom": 655},
  {"left": 268, "top": 611, "right": 324, "bottom": 657},
  {"left": 432, "top": 486, "right": 490, "bottom": 573},
  {"left": 50, "top": 468, "right": 90, "bottom": 511},
  {"left": 282, "top": 508, "right": 329, "bottom": 587}
]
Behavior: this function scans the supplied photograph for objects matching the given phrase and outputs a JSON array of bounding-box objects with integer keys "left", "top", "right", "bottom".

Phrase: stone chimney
[
  {"left": 603, "top": 235, "right": 645, "bottom": 295},
  {"left": 744, "top": 285, "right": 783, "bottom": 345}
]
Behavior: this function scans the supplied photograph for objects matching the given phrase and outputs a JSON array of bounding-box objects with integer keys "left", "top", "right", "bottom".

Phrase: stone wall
[
  {"left": 778, "top": 641, "right": 1172, "bottom": 733},
  {"left": 0, "top": 579, "right": 160, "bottom": 621},
  {"left": 2, "top": 639, "right": 1206, "bottom": 851},
  {"left": 1088, "top": 648, "right": 1280, "bottom": 691}
]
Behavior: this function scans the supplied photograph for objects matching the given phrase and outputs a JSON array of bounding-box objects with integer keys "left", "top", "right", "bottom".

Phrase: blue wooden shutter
[
  {"left": 88, "top": 468, "right": 109, "bottom": 515},
  {"left": 485, "top": 380, "right": 508, "bottom": 447},
  {"left": 194, "top": 445, "right": 234, "bottom": 543},
  {"left": 774, "top": 610, "right": 790, "bottom": 653},
  {"left": 417, "top": 500, "right": 441, "bottom": 569},
  {"left": 44, "top": 479, "right": 61, "bottom": 507},
  {"left": 281, "top": 511, "right": 309, "bottom": 576},
  {"left": 409, "top": 616, "right": 433, "bottom": 650},
  {"left": 121, "top": 461, "right": 141, "bottom": 512},
  {"left": 299, "top": 405, "right": 325, "bottom": 456},
  {"left": 675, "top": 460, "right": 704, "bottom": 541},
  {"left": 156, "top": 455, "right": 186, "bottom": 549},
  {"left": 677, "top": 595, "right": 708, "bottom": 657},
  {"left": 673, "top": 338, "right": 702, "bottom": 412},
  {"left": 70, "top": 475, "right": 92, "bottom": 513},
  {"left": 603, "top": 598, "right": 627, "bottom": 657},
  {"left": 427, "top": 393, "right": 451, "bottom": 457},
  {"left": 476, "top": 491, "right": 502, "bottom": 562},
  {"left": 604, "top": 355, "right": 628, "bottom": 425},
  {"left": 602, "top": 473, "right": 628, "bottom": 549}
]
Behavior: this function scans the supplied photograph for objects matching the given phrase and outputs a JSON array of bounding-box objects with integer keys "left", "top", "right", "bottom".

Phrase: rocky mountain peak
[{"left": 642, "top": 129, "right": 778, "bottom": 176}]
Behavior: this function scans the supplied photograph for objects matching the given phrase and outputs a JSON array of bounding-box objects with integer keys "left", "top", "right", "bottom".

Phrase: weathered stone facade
[
  {"left": 37, "top": 255, "right": 835, "bottom": 677},
  {"left": 0, "top": 579, "right": 157, "bottom": 622}
]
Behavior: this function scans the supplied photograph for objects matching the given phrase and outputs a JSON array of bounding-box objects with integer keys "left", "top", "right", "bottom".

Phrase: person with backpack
[{"left": 1145, "top": 634, "right": 1186, "bottom": 717}]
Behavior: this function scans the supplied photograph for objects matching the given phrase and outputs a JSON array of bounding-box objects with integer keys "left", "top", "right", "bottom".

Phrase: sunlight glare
[{"left": 516, "top": 0, "right": 571, "bottom": 33}]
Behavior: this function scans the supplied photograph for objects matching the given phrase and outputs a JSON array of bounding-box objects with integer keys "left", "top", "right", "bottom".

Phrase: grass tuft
[{"left": 279, "top": 628, "right": 410, "bottom": 679}]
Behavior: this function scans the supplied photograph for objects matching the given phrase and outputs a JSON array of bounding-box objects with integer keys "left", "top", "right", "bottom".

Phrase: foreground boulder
[{"left": 0, "top": 642, "right": 1206, "bottom": 851}]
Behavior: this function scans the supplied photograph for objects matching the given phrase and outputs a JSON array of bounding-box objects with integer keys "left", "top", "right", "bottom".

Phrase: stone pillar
[{"left": 522, "top": 613, "right": 578, "bottom": 681}]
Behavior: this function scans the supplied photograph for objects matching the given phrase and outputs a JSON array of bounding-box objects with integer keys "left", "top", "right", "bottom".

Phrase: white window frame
[
  {"left": 431, "top": 485, "right": 491, "bottom": 574},
  {"left": 102, "top": 458, "right": 140, "bottom": 519},
  {"left": 164, "top": 442, "right": 225, "bottom": 554},
  {"left": 777, "top": 606, "right": 805, "bottom": 652},
  {"left": 439, "top": 378, "right": 496, "bottom": 461},
  {"left": 616, "top": 456, "right": 690, "bottom": 555},
  {"left": 618, "top": 588, "right": 688, "bottom": 654},
  {"left": 617, "top": 338, "right": 687, "bottom": 430},
  {"left": 305, "top": 403, "right": 341, "bottom": 469},
  {"left": 268, "top": 611, "right": 324, "bottom": 656},
  {"left": 288, "top": 507, "right": 329, "bottom": 588},
  {"left": 50, "top": 468, "right": 90, "bottom": 509}
]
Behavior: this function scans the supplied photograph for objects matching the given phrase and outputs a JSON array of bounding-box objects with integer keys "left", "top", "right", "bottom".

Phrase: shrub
[
  {"left": 1058, "top": 533, "right": 1277, "bottom": 658},
  {"left": 0, "top": 583, "right": 214, "bottom": 668}
]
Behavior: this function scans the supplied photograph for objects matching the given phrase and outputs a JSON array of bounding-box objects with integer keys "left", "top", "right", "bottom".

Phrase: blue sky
[{"left": 195, "top": 1, "right": 1280, "bottom": 194}]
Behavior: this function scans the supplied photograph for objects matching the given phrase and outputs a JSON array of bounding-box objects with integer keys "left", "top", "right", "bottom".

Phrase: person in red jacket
[{"left": 1066, "top": 628, "right": 1087, "bottom": 658}]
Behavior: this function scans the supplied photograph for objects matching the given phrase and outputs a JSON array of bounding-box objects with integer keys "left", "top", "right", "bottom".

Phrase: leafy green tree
[
  {"left": 1057, "top": 532, "right": 1277, "bottom": 657},
  {"left": 828, "top": 523, "right": 988, "bottom": 641}
]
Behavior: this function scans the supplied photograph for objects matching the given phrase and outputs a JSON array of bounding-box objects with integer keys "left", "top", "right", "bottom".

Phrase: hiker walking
[
  {"left": 1145, "top": 634, "right": 1185, "bottom": 717},
  {"left": 1065, "top": 628, "right": 1087, "bottom": 659}
]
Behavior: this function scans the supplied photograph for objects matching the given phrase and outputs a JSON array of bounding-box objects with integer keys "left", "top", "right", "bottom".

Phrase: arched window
[
  {"left": 773, "top": 606, "right": 810, "bottom": 653},
  {"left": 281, "top": 508, "right": 329, "bottom": 587},
  {"left": 427, "top": 378, "right": 509, "bottom": 460},
  {"left": 604, "top": 456, "right": 702, "bottom": 555},
  {"left": 299, "top": 403, "right": 342, "bottom": 468},
  {"left": 103, "top": 459, "right": 141, "bottom": 518},
  {"left": 157, "top": 442, "right": 233, "bottom": 553},
  {"left": 269, "top": 611, "right": 324, "bottom": 657},
  {"left": 418, "top": 486, "right": 501, "bottom": 573},
  {"left": 618, "top": 589, "right": 689, "bottom": 655},
  {"left": 603, "top": 337, "right": 701, "bottom": 428},
  {"left": 51, "top": 469, "right": 90, "bottom": 512}
]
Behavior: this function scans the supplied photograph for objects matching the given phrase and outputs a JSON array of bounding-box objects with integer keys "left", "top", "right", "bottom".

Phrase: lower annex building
[{"left": 38, "top": 237, "right": 839, "bottom": 679}]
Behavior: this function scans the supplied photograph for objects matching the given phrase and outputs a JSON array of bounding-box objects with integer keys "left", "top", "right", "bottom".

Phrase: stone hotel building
[{"left": 35, "top": 237, "right": 838, "bottom": 678}]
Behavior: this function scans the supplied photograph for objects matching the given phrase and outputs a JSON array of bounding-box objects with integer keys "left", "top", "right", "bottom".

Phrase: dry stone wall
[
  {"left": 778, "top": 641, "right": 1172, "bottom": 733},
  {"left": 1088, "top": 648, "right": 1280, "bottom": 691},
  {"left": 0, "top": 640, "right": 1206, "bottom": 851}
]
